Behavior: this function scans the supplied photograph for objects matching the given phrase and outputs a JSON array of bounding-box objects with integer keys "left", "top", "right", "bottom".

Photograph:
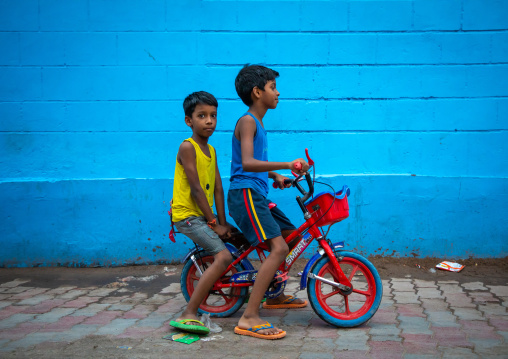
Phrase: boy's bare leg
[
  {"left": 175, "top": 249, "right": 232, "bottom": 323},
  {"left": 237, "top": 235, "right": 288, "bottom": 335},
  {"left": 265, "top": 229, "right": 306, "bottom": 305}
]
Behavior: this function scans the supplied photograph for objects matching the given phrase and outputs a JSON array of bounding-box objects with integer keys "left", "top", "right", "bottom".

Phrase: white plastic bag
[{"left": 200, "top": 313, "right": 222, "bottom": 333}]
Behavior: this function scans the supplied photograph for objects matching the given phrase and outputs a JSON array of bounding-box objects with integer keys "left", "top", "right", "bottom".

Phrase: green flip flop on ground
[{"left": 169, "top": 319, "right": 210, "bottom": 335}]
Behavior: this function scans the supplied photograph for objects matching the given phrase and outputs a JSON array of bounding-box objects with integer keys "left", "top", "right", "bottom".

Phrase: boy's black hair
[
  {"left": 235, "top": 64, "right": 279, "bottom": 106},
  {"left": 183, "top": 91, "right": 218, "bottom": 117}
]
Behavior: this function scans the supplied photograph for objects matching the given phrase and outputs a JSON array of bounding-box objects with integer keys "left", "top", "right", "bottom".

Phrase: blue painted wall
[{"left": 1, "top": 0, "right": 507, "bottom": 267}]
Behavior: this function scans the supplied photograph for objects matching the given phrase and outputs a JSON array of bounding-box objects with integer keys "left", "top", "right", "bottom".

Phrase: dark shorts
[
  {"left": 174, "top": 216, "right": 226, "bottom": 256},
  {"left": 227, "top": 188, "right": 296, "bottom": 247}
]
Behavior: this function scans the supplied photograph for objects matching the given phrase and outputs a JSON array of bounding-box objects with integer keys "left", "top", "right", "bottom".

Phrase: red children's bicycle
[{"left": 176, "top": 149, "right": 382, "bottom": 327}]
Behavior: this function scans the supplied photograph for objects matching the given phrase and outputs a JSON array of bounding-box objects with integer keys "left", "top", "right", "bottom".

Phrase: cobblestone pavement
[{"left": 0, "top": 266, "right": 507, "bottom": 358}]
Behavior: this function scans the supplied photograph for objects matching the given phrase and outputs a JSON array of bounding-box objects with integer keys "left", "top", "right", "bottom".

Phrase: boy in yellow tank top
[{"left": 169, "top": 91, "right": 234, "bottom": 335}]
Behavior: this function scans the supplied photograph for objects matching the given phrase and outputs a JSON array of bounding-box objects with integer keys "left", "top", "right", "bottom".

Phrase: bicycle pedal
[
  {"left": 274, "top": 272, "right": 289, "bottom": 283},
  {"left": 230, "top": 270, "right": 257, "bottom": 283}
]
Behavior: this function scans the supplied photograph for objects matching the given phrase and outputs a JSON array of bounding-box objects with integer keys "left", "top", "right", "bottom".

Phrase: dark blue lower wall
[{"left": 2, "top": 174, "right": 506, "bottom": 268}]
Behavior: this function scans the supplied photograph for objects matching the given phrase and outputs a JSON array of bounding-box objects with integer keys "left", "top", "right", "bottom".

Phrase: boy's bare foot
[
  {"left": 265, "top": 293, "right": 306, "bottom": 306},
  {"left": 174, "top": 314, "right": 204, "bottom": 326},
  {"left": 237, "top": 316, "right": 283, "bottom": 336}
]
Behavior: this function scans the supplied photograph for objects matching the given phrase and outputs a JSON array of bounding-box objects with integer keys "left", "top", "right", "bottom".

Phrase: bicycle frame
[{"left": 210, "top": 190, "right": 353, "bottom": 292}]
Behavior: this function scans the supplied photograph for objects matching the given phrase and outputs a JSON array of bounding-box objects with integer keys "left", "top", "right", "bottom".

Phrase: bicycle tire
[
  {"left": 180, "top": 252, "right": 248, "bottom": 318},
  {"left": 307, "top": 252, "right": 382, "bottom": 327}
]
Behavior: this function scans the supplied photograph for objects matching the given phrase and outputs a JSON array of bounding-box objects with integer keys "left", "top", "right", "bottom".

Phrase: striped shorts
[{"left": 227, "top": 188, "right": 296, "bottom": 247}]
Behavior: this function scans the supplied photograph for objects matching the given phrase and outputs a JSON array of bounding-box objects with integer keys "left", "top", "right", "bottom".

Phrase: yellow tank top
[{"left": 172, "top": 138, "right": 216, "bottom": 222}]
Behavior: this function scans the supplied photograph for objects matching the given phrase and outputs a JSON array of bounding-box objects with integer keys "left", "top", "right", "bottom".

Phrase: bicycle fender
[
  {"left": 299, "top": 241, "right": 345, "bottom": 290},
  {"left": 300, "top": 252, "right": 322, "bottom": 290},
  {"left": 181, "top": 243, "right": 254, "bottom": 271}
]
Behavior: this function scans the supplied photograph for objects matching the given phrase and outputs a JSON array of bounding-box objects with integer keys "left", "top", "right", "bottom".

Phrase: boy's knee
[
  {"left": 271, "top": 239, "right": 289, "bottom": 258},
  {"left": 216, "top": 249, "right": 233, "bottom": 268}
]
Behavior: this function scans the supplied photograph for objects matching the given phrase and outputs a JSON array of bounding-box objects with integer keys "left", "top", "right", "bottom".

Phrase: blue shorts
[
  {"left": 227, "top": 188, "right": 296, "bottom": 246},
  {"left": 174, "top": 216, "right": 226, "bottom": 256}
]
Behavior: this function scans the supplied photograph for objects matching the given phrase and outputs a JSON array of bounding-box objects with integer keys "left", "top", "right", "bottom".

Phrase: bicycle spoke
[
  {"left": 348, "top": 264, "right": 359, "bottom": 282},
  {"left": 352, "top": 289, "right": 371, "bottom": 297},
  {"left": 344, "top": 296, "right": 351, "bottom": 315}
]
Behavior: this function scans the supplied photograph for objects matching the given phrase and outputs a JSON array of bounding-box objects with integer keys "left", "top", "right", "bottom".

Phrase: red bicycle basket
[{"left": 305, "top": 190, "right": 349, "bottom": 227}]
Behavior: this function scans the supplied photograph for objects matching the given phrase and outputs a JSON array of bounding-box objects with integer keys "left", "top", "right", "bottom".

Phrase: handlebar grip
[
  {"left": 294, "top": 162, "right": 302, "bottom": 171},
  {"left": 272, "top": 179, "right": 293, "bottom": 189}
]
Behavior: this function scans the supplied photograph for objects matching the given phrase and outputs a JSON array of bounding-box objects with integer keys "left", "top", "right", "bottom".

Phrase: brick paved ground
[{"left": 0, "top": 265, "right": 507, "bottom": 358}]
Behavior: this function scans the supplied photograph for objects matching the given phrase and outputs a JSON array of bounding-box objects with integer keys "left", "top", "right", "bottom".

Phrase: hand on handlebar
[
  {"left": 289, "top": 158, "right": 310, "bottom": 175},
  {"left": 272, "top": 174, "right": 293, "bottom": 189}
]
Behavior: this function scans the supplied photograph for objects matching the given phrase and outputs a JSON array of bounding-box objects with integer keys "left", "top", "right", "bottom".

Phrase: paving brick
[
  {"left": 39, "top": 315, "right": 87, "bottom": 332},
  {"left": 369, "top": 322, "right": 401, "bottom": 337},
  {"left": 18, "top": 294, "right": 54, "bottom": 306},
  {"left": 107, "top": 303, "right": 134, "bottom": 312},
  {"left": 135, "top": 312, "right": 172, "bottom": 329},
  {"left": 439, "top": 284, "right": 464, "bottom": 294},
  {"left": 395, "top": 304, "right": 426, "bottom": 317},
  {"left": 413, "top": 280, "right": 438, "bottom": 288},
  {"left": 44, "top": 286, "right": 76, "bottom": 296},
  {"left": 426, "top": 311, "right": 459, "bottom": 327},
  {"left": 393, "top": 292, "right": 420, "bottom": 304},
  {"left": 0, "top": 322, "right": 45, "bottom": 340},
  {"left": 468, "top": 291, "right": 499, "bottom": 304},
  {"left": 10, "top": 288, "right": 49, "bottom": 300},
  {"left": 368, "top": 309, "right": 398, "bottom": 324},
  {"left": 3, "top": 286, "right": 33, "bottom": 294},
  {"left": 487, "top": 285, "right": 508, "bottom": 297},
  {"left": 122, "top": 304, "right": 153, "bottom": 319},
  {"left": 391, "top": 281, "right": 415, "bottom": 292},
  {"left": 489, "top": 318, "right": 508, "bottom": 331},
  {"left": 301, "top": 337, "right": 336, "bottom": 354},
  {"left": 0, "top": 305, "right": 29, "bottom": 320},
  {"left": 144, "top": 294, "right": 170, "bottom": 305},
  {"left": 71, "top": 303, "right": 111, "bottom": 317},
  {"left": 22, "top": 299, "right": 67, "bottom": 314},
  {"left": 461, "top": 282, "right": 487, "bottom": 291},
  {"left": 335, "top": 329, "right": 369, "bottom": 351},
  {"left": 438, "top": 346, "right": 478, "bottom": 358},
  {"left": 0, "top": 313, "right": 35, "bottom": 329},
  {"left": 160, "top": 283, "right": 182, "bottom": 294},
  {"left": 57, "top": 289, "right": 89, "bottom": 300},
  {"left": 369, "top": 341, "right": 404, "bottom": 358},
  {"left": 93, "top": 318, "right": 139, "bottom": 336},
  {"left": 421, "top": 298, "right": 449, "bottom": 311},
  {"left": 82, "top": 310, "right": 122, "bottom": 325},
  {"left": 0, "top": 280, "right": 30, "bottom": 288},
  {"left": 417, "top": 288, "right": 442, "bottom": 299},
  {"left": 87, "top": 288, "right": 118, "bottom": 297},
  {"left": 478, "top": 303, "right": 508, "bottom": 317},
  {"left": 2, "top": 332, "right": 58, "bottom": 350},
  {"left": 398, "top": 316, "right": 432, "bottom": 335},
  {"left": 445, "top": 294, "right": 476, "bottom": 308},
  {"left": 61, "top": 296, "right": 99, "bottom": 308},
  {"left": 33, "top": 307, "right": 77, "bottom": 323},
  {"left": 452, "top": 308, "right": 485, "bottom": 321},
  {"left": 0, "top": 301, "right": 11, "bottom": 309},
  {"left": 54, "top": 324, "right": 99, "bottom": 342}
]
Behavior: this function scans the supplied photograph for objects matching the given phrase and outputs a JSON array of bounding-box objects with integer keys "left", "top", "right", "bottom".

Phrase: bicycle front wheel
[
  {"left": 307, "top": 252, "right": 382, "bottom": 327},
  {"left": 181, "top": 252, "right": 248, "bottom": 318}
]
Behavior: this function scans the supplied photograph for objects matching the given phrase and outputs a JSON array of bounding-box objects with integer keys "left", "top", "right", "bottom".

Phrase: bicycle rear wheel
[
  {"left": 181, "top": 252, "right": 248, "bottom": 318},
  {"left": 307, "top": 252, "right": 382, "bottom": 327}
]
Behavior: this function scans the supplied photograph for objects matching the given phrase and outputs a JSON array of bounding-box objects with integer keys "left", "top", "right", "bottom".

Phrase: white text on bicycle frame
[{"left": 285, "top": 233, "right": 312, "bottom": 267}]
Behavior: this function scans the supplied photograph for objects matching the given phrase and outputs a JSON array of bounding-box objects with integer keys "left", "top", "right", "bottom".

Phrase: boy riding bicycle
[
  {"left": 228, "top": 64, "right": 309, "bottom": 339},
  {"left": 169, "top": 91, "right": 234, "bottom": 335}
]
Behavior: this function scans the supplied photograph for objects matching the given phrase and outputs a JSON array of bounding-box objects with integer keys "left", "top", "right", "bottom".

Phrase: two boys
[{"left": 171, "top": 65, "right": 309, "bottom": 339}]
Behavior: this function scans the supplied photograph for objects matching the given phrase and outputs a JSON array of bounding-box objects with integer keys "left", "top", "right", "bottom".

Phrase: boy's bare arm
[
  {"left": 178, "top": 142, "right": 216, "bottom": 222},
  {"left": 213, "top": 154, "right": 227, "bottom": 226},
  {"left": 237, "top": 116, "right": 309, "bottom": 173}
]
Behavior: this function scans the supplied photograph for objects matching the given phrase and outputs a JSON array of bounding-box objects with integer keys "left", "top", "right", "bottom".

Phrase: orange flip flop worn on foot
[
  {"left": 234, "top": 322, "right": 286, "bottom": 340},
  {"left": 262, "top": 295, "right": 308, "bottom": 309}
]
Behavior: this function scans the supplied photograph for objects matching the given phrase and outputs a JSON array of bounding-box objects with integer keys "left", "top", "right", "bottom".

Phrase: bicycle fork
[{"left": 299, "top": 240, "right": 353, "bottom": 294}]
